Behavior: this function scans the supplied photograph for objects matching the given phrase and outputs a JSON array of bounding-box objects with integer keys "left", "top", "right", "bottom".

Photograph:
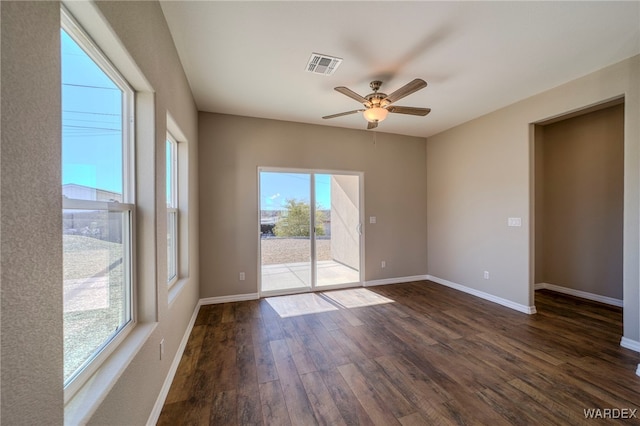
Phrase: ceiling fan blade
[
  {"left": 387, "top": 106, "right": 431, "bottom": 116},
  {"left": 382, "top": 79, "right": 427, "bottom": 105},
  {"left": 322, "top": 109, "right": 365, "bottom": 119},
  {"left": 367, "top": 121, "right": 378, "bottom": 130},
  {"left": 335, "top": 86, "right": 372, "bottom": 107}
]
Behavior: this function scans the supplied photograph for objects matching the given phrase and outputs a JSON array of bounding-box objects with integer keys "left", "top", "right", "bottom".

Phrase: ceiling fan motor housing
[
  {"left": 366, "top": 81, "right": 388, "bottom": 107},
  {"left": 322, "top": 78, "right": 429, "bottom": 128}
]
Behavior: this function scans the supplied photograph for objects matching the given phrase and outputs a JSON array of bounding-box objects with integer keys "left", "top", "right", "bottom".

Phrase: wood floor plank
[
  {"left": 159, "top": 283, "right": 640, "bottom": 426},
  {"left": 221, "top": 302, "right": 236, "bottom": 323},
  {"left": 315, "top": 310, "right": 341, "bottom": 331},
  {"left": 475, "top": 330, "right": 564, "bottom": 371},
  {"left": 259, "top": 300, "right": 286, "bottom": 342},
  {"left": 374, "top": 355, "right": 449, "bottom": 407},
  {"left": 337, "top": 324, "right": 385, "bottom": 359},
  {"left": 210, "top": 389, "right": 237, "bottom": 425},
  {"left": 259, "top": 380, "right": 291, "bottom": 426},
  {"left": 477, "top": 385, "right": 554, "bottom": 425},
  {"left": 309, "top": 326, "right": 351, "bottom": 368},
  {"left": 324, "top": 302, "right": 364, "bottom": 327},
  {"left": 318, "top": 367, "right": 375, "bottom": 426},
  {"left": 157, "top": 400, "right": 209, "bottom": 426},
  {"left": 285, "top": 334, "right": 318, "bottom": 375},
  {"left": 439, "top": 393, "right": 511, "bottom": 426},
  {"left": 337, "top": 363, "right": 401, "bottom": 426},
  {"left": 178, "top": 368, "right": 216, "bottom": 425},
  {"left": 237, "top": 384, "right": 262, "bottom": 426},
  {"left": 355, "top": 358, "right": 415, "bottom": 418},
  {"left": 236, "top": 342, "right": 262, "bottom": 424},
  {"left": 269, "top": 339, "right": 318, "bottom": 425},
  {"left": 164, "top": 324, "right": 206, "bottom": 404},
  {"left": 397, "top": 412, "right": 430, "bottom": 426},
  {"left": 508, "top": 375, "right": 597, "bottom": 425},
  {"left": 236, "top": 345, "right": 255, "bottom": 381},
  {"left": 299, "top": 371, "right": 347, "bottom": 426},
  {"left": 327, "top": 328, "right": 370, "bottom": 364}
]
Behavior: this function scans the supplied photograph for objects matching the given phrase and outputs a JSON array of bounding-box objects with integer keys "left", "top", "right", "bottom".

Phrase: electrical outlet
[
  {"left": 508, "top": 217, "right": 522, "bottom": 227},
  {"left": 484, "top": 271, "right": 490, "bottom": 280},
  {"left": 381, "top": 260, "right": 386, "bottom": 268},
  {"left": 239, "top": 272, "right": 245, "bottom": 281}
]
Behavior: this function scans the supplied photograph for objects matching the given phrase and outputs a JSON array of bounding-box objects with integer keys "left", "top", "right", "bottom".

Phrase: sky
[
  {"left": 62, "top": 29, "right": 332, "bottom": 209},
  {"left": 61, "top": 29, "right": 123, "bottom": 195},
  {"left": 260, "top": 172, "right": 331, "bottom": 211}
]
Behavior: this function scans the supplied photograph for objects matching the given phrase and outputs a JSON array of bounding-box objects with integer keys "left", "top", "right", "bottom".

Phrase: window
[
  {"left": 61, "top": 11, "right": 135, "bottom": 392},
  {"left": 166, "top": 134, "right": 178, "bottom": 285}
]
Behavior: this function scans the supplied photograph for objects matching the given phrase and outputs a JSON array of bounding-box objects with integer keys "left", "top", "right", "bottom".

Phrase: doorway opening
[
  {"left": 259, "top": 168, "right": 363, "bottom": 296},
  {"left": 533, "top": 98, "right": 624, "bottom": 310}
]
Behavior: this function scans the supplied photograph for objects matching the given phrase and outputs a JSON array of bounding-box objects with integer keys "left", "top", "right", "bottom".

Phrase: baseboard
[
  {"left": 636, "top": 364, "right": 640, "bottom": 377},
  {"left": 535, "top": 282, "right": 623, "bottom": 307},
  {"left": 147, "top": 303, "right": 201, "bottom": 426},
  {"left": 199, "top": 292, "right": 260, "bottom": 305},
  {"left": 364, "top": 275, "right": 429, "bottom": 287},
  {"left": 427, "top": 275, "right": 536, "bottom": 315},
  {"left": 620, "top": 337, "right": 640, "bottom": 353}
]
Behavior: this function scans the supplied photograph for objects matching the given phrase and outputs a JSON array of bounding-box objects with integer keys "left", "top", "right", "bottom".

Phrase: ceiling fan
[{"left": 322, "top": 78, "right": 431, "bottom": 130}]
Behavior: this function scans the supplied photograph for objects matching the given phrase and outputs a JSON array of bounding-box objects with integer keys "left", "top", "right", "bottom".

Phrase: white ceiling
[{"left": 160, "top": 1, "right": 640, "bottom": 138}]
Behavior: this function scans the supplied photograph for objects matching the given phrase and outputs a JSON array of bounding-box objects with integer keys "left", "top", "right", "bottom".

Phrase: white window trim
[
  {"left": 166, "top": 113, "right": 190, "bottom": 304},
  {"left": 167, "top": 133, "right": 178, "bottom": 286},
  {"left": 61, "top": 7, "right": 136, "bottom": 402},
  {"left": 166, "top": 133, "right": 178, "bottom": 209}
]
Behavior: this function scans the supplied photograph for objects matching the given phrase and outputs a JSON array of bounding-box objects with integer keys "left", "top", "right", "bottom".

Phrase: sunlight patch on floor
[
  {"left": 266, "top": 293, "right": 338, "bottom": 317},
  {"left": 266, "top": 287, "right": 395, "bottom": 318},
  {"left": 321, "top": 288, "right": 394, "bottom": 309}
]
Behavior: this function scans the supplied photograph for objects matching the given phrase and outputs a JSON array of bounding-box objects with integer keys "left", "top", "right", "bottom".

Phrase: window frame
[
  {"left": 166, "top": 133, "right": 179, "bottom": 286},
  {"left": 61, "top": 8, "right": 137, "bottom": 401}
]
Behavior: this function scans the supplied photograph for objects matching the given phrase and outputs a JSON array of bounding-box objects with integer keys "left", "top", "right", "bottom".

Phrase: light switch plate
[{"left": 369, "top": 216, "right": 376, "bottom": 224}]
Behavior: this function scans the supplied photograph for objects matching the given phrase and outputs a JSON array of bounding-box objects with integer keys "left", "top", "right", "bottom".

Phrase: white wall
[{"left": 427, "top": 55, "right": 640, "bottom": 341}]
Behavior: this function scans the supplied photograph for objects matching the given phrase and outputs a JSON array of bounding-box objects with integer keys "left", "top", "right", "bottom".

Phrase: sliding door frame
[{"left": 258, "top": 166, "right": 365, "bottom": 297}]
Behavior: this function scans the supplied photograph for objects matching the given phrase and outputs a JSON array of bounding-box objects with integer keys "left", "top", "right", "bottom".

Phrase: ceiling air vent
[{"left": 305, "top": 53, "right": 342, "bottom": 76}]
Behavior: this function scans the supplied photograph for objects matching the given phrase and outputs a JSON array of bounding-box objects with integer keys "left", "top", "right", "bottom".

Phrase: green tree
[{"left": 274, "top": 199, "right": 326, "bottom": 237}]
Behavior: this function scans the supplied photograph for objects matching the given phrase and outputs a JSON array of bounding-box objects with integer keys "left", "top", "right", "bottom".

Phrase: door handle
[{"left": 356, "top": 223, "right": 362, "bottom": 235}]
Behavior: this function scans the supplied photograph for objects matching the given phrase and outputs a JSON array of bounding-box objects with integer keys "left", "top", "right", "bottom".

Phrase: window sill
[
  {"left": 168, "top": 276, "right": 189, "bottom": 307},
  {"left": 64, "top": 322, "right": 157, "bottom": 425}
]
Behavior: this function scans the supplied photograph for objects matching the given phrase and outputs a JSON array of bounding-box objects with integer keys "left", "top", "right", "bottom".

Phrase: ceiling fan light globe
[{"left": 363, "top": 107, "right": 388, "bottom": 123}]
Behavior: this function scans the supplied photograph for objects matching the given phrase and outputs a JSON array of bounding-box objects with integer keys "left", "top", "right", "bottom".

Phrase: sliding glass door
[
  {"left": 315, "top": 173, "right": 361, "bottom": 287},
  {"left": 259, "top": 169, "right": 362, "bottom": 295}
]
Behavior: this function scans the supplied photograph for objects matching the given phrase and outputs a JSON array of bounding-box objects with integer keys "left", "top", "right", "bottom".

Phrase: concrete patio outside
[{"left": 261, "top": 260, "right": 360, "bottom": 293}]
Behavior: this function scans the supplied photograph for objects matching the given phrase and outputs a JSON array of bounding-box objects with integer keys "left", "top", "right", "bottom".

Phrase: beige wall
[
  {"left": 427, "top": 55, "right": 640, "bottom": 341},
  {"left": 199, "top": 113, "right": 428, "bottom": 297},
  {"left": 1, "top": 2, "right": 64, "bottom": 423},
  {"left": 88, "top": 1, "right": 199, "bottom": 424},
  {"left": 1, "top": 1, "right": 199, "bottom": 424},
  {"left": 536, "top": 104, "right": 624, "bottom": 299}
]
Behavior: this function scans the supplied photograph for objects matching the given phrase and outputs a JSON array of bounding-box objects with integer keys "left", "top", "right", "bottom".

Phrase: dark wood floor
[{"left": 158, "top": 281, "right": 640, "bottom": 425}]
